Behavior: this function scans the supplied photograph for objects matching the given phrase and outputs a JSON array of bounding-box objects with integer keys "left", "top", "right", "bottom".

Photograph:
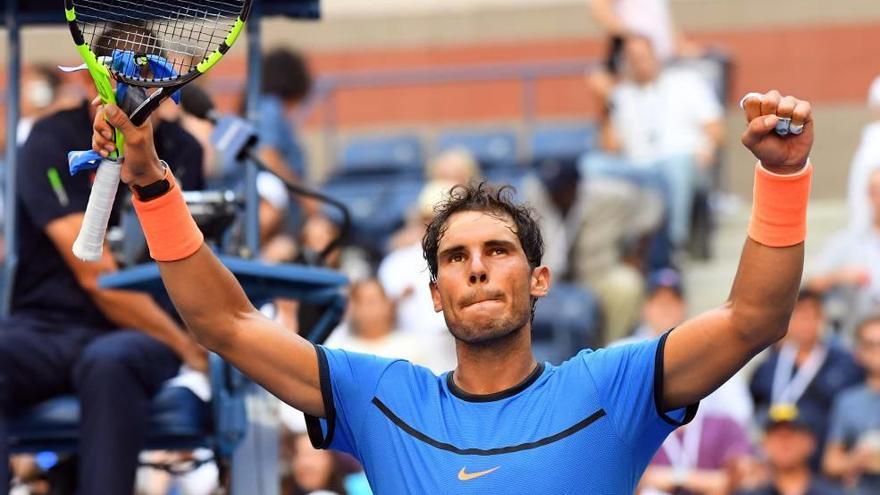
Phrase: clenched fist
[{"left": 740, "top": 90, "right": 813, "bottom": 175}]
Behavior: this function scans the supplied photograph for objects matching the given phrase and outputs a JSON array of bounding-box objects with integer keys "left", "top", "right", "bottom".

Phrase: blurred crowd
[{"left": 1, "top": 0, "right": 880, "bottom": 494}]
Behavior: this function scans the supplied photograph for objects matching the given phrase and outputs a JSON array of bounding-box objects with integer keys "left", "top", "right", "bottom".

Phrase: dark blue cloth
[{"left": 0, "top": 316, "right": 180, "bottom": 494}]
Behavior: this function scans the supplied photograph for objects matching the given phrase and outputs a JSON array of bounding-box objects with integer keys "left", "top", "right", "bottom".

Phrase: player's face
[{"left": 430, "top": 211, "right": 549, "bottom": 346}]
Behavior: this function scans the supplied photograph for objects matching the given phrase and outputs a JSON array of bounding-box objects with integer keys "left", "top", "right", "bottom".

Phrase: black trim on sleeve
[
  {"left": 447, "top": 362, "right": 545, "bottom": 402},
  {"left": 653, "top": 329, "right": 699, "bottom": 427},
  {"left": 372, "top": 397, "right": 606, "bottom": 456},
  {"left": 304, "top": 344, "right": 336, "bottom": 449}
]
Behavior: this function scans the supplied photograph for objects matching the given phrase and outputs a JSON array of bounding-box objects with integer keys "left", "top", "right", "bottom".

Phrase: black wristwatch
[{"left": 131, "top": 161, "right": 172, "bottom": 201}]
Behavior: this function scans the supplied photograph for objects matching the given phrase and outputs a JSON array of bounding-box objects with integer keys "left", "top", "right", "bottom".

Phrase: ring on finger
[
  {"left": 775, "top": 117, "right": 792, "bottom": 136},
  {"left": 789, "top": 122, "right": 805, "bottom": 135},
  {"left": 739, "top": 92, "right": 763, "bottom": 110}
]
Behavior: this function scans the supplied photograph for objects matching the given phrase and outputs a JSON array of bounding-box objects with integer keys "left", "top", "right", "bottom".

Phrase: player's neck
[
  {"left": 773, "top": 464, "right": 810, "bottom": 494},
  {"left": 452, "top": 327, "right": 537, "bottom": 397}
]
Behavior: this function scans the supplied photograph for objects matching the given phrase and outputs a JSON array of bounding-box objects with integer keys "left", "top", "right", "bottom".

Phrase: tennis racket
[{"left": 64, "top": 0, "right": 252, "bottom": 261}]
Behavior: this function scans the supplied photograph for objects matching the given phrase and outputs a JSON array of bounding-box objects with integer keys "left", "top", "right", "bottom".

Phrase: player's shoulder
[
  {"left": 556, "top": 338, "right": 660, "bottom": 377},
  {"left": 320, "top": 344, "right": 438, "bottom": 389}
]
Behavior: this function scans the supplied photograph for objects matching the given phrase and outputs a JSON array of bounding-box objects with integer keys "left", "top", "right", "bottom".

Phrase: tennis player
[{"left": 92, "top": 89, "right": 813, "bottom": 493}]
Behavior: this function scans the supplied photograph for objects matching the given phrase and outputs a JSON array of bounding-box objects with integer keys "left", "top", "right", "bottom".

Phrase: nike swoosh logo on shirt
[{"left": 458, "top": 466, "right": 499, "bottom": 481}]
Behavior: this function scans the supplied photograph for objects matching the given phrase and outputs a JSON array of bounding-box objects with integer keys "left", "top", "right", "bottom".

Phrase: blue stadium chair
[
  {"left": 339, "top": 134, "right": 424, "bottom": 177},
  {"left": 322, "top": 176, "right": 419, "bottom": 255},
  {"left": 532, "top": 283, "right": 602, "bottom": 365},
  {"left": 529, "top": 123, "right": 596, "bottom": 167},
  {"left": 436, "top": 129, "right": 520, "bottom": 171}
]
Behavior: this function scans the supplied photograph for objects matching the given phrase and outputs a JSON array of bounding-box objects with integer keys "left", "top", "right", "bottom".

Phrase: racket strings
[{"left": 73, "top": 0, "right": 244, "bottom": 81}]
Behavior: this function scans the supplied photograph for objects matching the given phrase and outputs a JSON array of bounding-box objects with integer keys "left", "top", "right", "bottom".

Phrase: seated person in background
[
  {"left": 809, "top": 168, "right": 880, "bottom": 340},
  {"left": 736, "top": 405, "right": 846, "bottom": 495},
  {"left": 378, "top": 181, "right": 458, "bottom": 372},
  {"left": 750, "top": 289, "right": 864, "bottom": 469},
  {"left": 522, "top": 159, "right": 662, "bottom": 343},
  {"left": 582, "top": 34, "right": 723, "bottom": 250},
  {"left": 389, "top": 150, "right": 479, "bottom": 251},
  {"left": 284, "top": 432, "right": 350, "bottom": 495},
  {"left": 255, "top": 48, "right": 312, "bottom": 189},
  {"left": 427, "top": 147, "right": 479, "bottom": 186},
  {"left": 618, "top": 268, "right": 753, "bottom": 426},
  {"left": 846, "top": 75, "right": 880, "bottom": 232},
  {"left": 325, "top": 279, "right": 439, "bottom": 371},
  {"left": 0, "top": 97, "right": 206, "bottom": 494},
  {"left": 823, "top": 316, "right": 880, "bottom": 494},
  {"left": 639, "top": 409, "right": 752, "bottom": 495}
]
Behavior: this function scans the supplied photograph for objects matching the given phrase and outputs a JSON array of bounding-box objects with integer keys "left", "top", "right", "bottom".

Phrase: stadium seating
[
  {"left": 323, "top": 134, "right": 427, "bottom": 254},
  {"left": 338, "top": 134, "right": 424, "bottom": 177},
  {"left": 436, "top": 128, "right": 520, "bottom": 172},
  {"left": 529, "top": 123, "right": 596, "bottom": 168},
  {"left": 531, "top": 282, "right": 602, "bottom": 364}
]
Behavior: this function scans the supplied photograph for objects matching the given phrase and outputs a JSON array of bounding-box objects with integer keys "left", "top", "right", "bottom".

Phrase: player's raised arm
[
  {"left": 661, "top": 90, "right": 813, "bottom": 410},
  {"left": 92, "top": 103, "right": 325, "bottom": 418}
]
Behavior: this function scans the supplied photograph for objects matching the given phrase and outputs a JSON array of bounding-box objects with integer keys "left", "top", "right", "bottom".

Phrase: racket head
[{"left": 64, "top": 0, "right": 252, "bottom": 89}]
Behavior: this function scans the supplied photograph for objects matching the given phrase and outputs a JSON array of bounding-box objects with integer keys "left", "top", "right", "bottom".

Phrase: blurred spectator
[
  {"left": 256, "top": 48, "right": 312, "bottom": 188},
  {"left": 378, "top": 181, "right": 457, "bottom": 372},
  {"left": 617, "top": 268, "right": 753, "bottom": 425},
  {"left": 262, "top": 214, "right": 370, "bottom": 335},
  {"left": 16, "top": 65, "right": 81, "bottom": 146},
  {"left": 390, "top": 150, "right": 479, "bottom": 251},
  {"left": 823, "top": 316, "right": 880, "bottom": 494},
  {"left": 427, "top": 148, "right": 479, "bottom": 186},
  {"left": 735, "top": 405, "right": 845, "bottom": 495},
  {"left": 325, "top": 279, "right": 437, "bottom": 369},
  {"left": 589, "top": 0, "right": 700, "bottom": 66},
  {"left": 846, "top": 75, "right": 880, "bottom": 232},
  {"left": 283, "top": 433, "right": 349, "bottom": 495},
  {"left": 639, "top": 411, "right": 752, "bottom": 495},
  {"left": 582, "top": 35, "right": 724, "bottom": 250},
  {"left": 750, "top": 290, "right": 864, "bottom": 468},
  {"left": 135, "top": 449, "right": 218, "bottom": 495},
  {"left": 522, "top": 160, "right": 662, "bottom": 343},
  {"left": 809, "top": 168, "right": 880, "bottom": 339}
]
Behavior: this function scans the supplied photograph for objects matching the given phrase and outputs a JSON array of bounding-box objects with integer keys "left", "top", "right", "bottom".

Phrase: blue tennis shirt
[{"left": 305, "top": 332, "right": 697, "bottom": 493}]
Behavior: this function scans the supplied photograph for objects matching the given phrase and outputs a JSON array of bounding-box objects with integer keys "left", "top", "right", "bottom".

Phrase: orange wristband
[
  {"left": 132, "top": 181, "right": 204, "bottom": 261},
  {"left": 747, "top": 161, "right": 812, "bottom": 247}
]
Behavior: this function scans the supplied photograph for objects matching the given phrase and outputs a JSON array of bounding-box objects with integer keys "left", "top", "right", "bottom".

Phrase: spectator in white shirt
[
  {"left": 582, "top": 34, "right": 724, "bottom": 248},
  {"left": 590, "top": 0, "right": 699, "bottom": 65},
  {"left": 378, "top": 181, "right": 459, "bottom": 372},
  {"left": 846, "top": 75, "right": 880, "bottom": 232},
  {"left": 326, "top": 279, "right": 442, "bottom": 372},
  {"left": 809, "top": 168, "right": 880, "bottom": 339}
]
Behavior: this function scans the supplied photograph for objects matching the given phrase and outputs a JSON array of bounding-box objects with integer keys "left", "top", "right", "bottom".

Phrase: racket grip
[{"left": 72, "top": 159, "right": 122, "bottom": 261}]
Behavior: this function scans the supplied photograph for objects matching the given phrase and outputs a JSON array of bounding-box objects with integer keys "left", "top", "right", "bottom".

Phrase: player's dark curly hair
[{"left": 422, "top": 182, "right": 544, "bottom": 282}]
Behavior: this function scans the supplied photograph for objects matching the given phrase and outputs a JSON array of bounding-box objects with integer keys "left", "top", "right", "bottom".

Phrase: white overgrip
[{"left": 72, "top": 159, "right": 122, "bottom": 261}]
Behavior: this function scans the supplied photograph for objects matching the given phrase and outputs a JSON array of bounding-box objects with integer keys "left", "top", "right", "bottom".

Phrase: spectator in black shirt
[{"left": 0, "top": 98, "right": 205, "bottom": 495}]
